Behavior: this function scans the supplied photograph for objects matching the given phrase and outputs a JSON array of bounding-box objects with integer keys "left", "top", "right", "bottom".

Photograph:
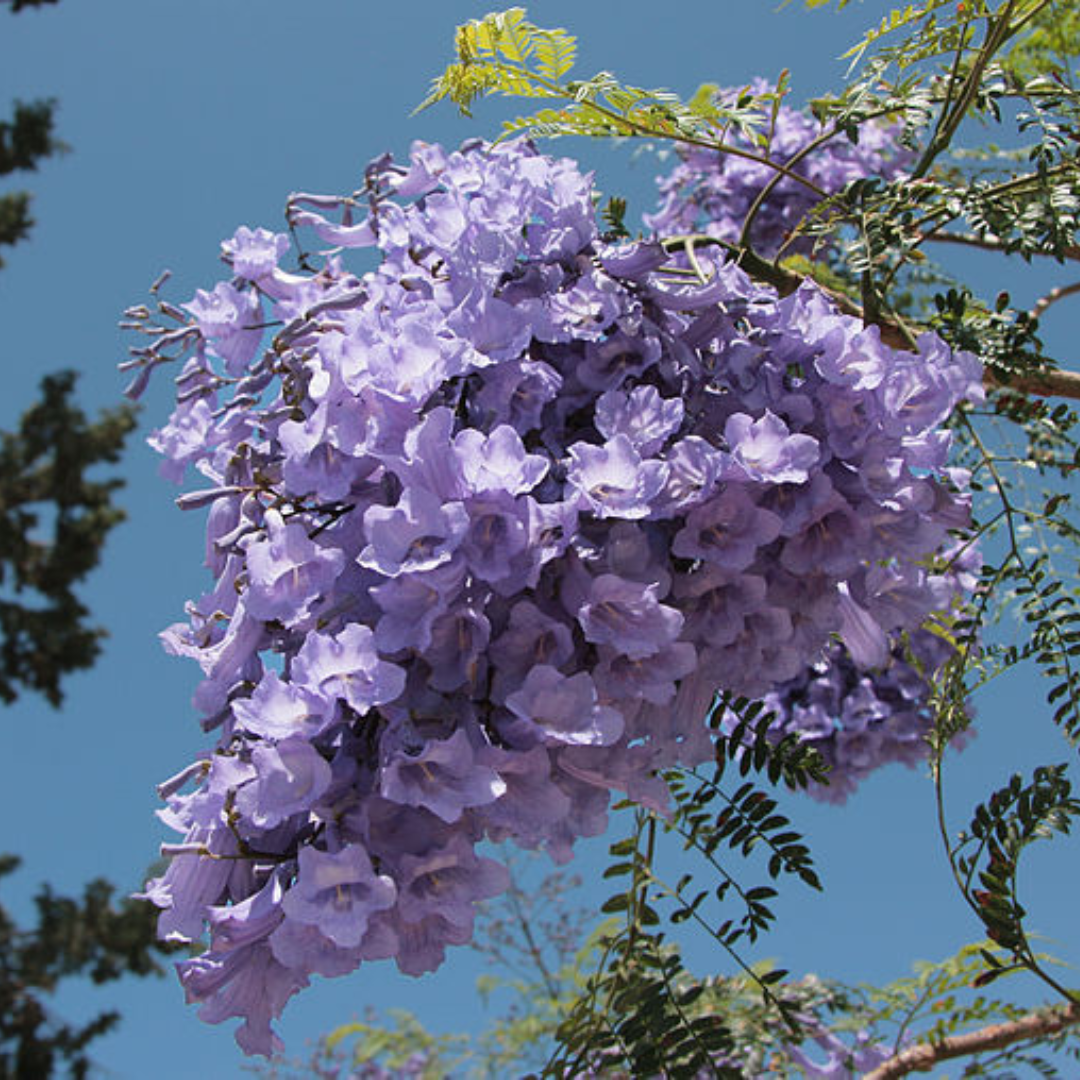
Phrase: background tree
[{"left": 0, "top": 2, "right": 172, "bottom": 1076}]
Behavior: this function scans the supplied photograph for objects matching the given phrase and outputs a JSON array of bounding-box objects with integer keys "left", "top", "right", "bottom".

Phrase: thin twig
[
  {"left": 476, "top": 58, "right": 832, "bottom": 200},
  {"left": 911, "top": 0, "right": 1019, "bottom": 180},
  {"left": 1030, "top": 279, "right": 1080, "bottom": 321}
]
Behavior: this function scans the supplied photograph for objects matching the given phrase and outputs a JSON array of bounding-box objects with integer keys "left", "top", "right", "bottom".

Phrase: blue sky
[{"left": 1, "top": 2, "right": 1077, "bottom": 1076}]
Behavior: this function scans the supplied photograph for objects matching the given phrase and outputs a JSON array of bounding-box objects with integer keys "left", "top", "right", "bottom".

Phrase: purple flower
[
  {"left": 567, "top": 435, "right": 669, "bottom": 520},
  {"left": 653, "top": 436, "right": 727, "bottom": 515},
  {"left": 780, "top": 500, "right": 868, "bottom": 578},
  {"left": 390, "top": 913, "right": 473, "bottom": 977},
  {"left": 136, "top": 133, "right": 982, "bottom": 1054},
  {"left": 814, "top": 320, "right": 889, "bottom": 390},
  {"left": 594, "top": 385, "right": 684, "bottom": 456},
  {"left": 370, "top": 563, "right": 464, "bottom": 654},
  {"left": 234, "top": 738, "right": 332, "bottom": 828},
  {"left": 278, "top": 400, "right": 374, "bottom": 503},
  {"left": 673, "top": 485, "right": 782, "bottom": 570},
  {"left": 489, "top": 600, "right": 576, "bottom": 698},
  {"left": 221, "top": 226, "right": 290, "bottom": 282},
  {"left": 724, "top": 410, "right": 820, "bottom": 484},
  {"left": 281, "top": 845, "right": 396, "bottom": 949},
  {"left": 785, "top": 1025, "right": 893, "bottom": 1078},
  {"left": 879, "top": 346, "right": 965, "bottom": 437},
  {"left": 185, "top": 282, "right": 262, "bottom": 376},
  {"left": 292, "top": 624, "right": 406, "bottom": 714},
  {"left": 148, "top": 395, "right": 216, "bottom": 484},
  {"left": 676, "top": 567, "right": 768, "bottom": 646},
  {"left": 141, "top": 824, "right": 238, "bottom": 943},
  {"left": 495, "top": 497, "right": 579, "bottom": 591},
  {"left": 459, "top": 496, "right": 529, "bottom": 583},
  {"left": 504, "top": 665, "right": 624, "bottom": 747},
  {"left": 836, "top": 584, "right": 889, "bottom": 668},
  {"left": 577, "top": 573, "right": 683, "bottom": 660},
  {"left": 269, "top": 918, "right": 366, "bottom": 979},
  {"left": 386, "top": 407, "right": 465, "bottom": 501},
  {"left": 473, "top": 359, "right": 562, "bottom": 431},
  {"left": 421, "top": 605, "right": 491, "bottom": 692},
  {"left": 454, "top": 424, "right": 549, "bottom": 495},
  {"left": 381, "top": 729, "right": 506, "bottom": 822},
  {"left": 231, "top": 670, "right": 328, "bottom": 740},
  {"left": 178, "top": 938, "right": 307, "bottom": 1057},
  {"left": 244, "top": 510, "right": 346, "bottom": 626},
  {"left": 575, "top": 329, "right": 661, "bottom": 390},
  {"left": 594, "top": 641, "right": 698, "bottom": 705},
  {"left": 360, "top": 488, "right": 469, "bottom": 578},
  {"left": 646, "top": 81, "right": 910, "bottom": 260},
  {"left": 475, "top": 745, "right": 573, "bottom": 847},
  {"left": 394, "top": 834, "right": 509, "bottom": 932}
]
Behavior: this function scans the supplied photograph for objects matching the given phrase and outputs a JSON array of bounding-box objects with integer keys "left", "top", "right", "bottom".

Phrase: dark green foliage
[
  {"left": 0, "top": 371, "right": 136, "bottom": 707},
  {"left": 0, "top": 856, "right": 174, "bottom": 1080},
  {"left": 0, "top": 12, "right": 160, "bottom": 1080},
  {"left": 709, "top": 693, "right": 829, "bottom": 791},
  {"left": 958, "top": 766, "right": 1080, "bottom": 961},
  {"left": 0, "top": 191, "right": 34, "bottom": 264},
  {"left": 0, "top": 99, "right": 60, "bottom": 178},
  {"left": 0, "top": 366, "right": 147, "bottom": 1080},
  {"left": 548, "top": 711, "right": 827, "bottom": 1078},
  {"left": 2, "top": 0, "right": 65, "bottom": 270},
  {"left": 1013, "top": 559, "right": 1080, "bottom": 742},
  {"left": 548, "top": 924, "right": 740, "bottom": 1078},
  {"left": 547, "top": 812, "right": 738, "bottom": 1078},
  {"left": 599, "top": 195, "right": 630, "bottom": 240},
  {"left": 0, "top": 98, "right": 62, "bottom": 270},
  {"left": 668, "top": 769, "right": 821, "bottom": 896}
]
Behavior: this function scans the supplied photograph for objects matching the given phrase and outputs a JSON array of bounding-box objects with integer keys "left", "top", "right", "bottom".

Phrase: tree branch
[
  {"left": 864, "top": 1004, "right": 1080, "bottom": 1080},
  {"left": 1030, "top": 279, "right": 1080, "bottom": 321},
  {"left": 921, "top": 230, "right": 1080, "bottom": 262},
  {"left": 984, "top": 366, "right": 1080, "bottom": 400},
  {"left": 661, "top": 236, "right": 1080, "bottom": 402}
]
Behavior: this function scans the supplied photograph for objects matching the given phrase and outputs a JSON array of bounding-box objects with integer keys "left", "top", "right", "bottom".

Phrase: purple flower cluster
[
  {"left": 646, "top": 83, "right": 909, "bottom": 258},
  {"left": 758, "top": 619, "right": 975, "bottom": 804},
  {"left": 127, "top": 137, "right": 981, "bottom": 1054},
  {"left": 765, "top": 541, "right": 979, "bottom": 803}
]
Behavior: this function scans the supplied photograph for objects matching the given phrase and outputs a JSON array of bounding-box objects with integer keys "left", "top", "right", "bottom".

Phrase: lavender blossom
[{"left": 281, "top": 845, "right": 396, "bottom": 949}]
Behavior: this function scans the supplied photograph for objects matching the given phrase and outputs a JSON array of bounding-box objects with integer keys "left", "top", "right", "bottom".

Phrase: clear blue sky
[{"left": 1, "top": 2, "right": 1077, "bottom": 1077}]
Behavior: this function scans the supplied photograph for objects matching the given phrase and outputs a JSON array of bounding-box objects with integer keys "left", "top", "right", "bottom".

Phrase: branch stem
[
  {"left": 1030, "top": 279, "right": 1080, "bottom": 321},
  {"left": 865, "top": 1003, "right": 1080, "bottom": 1080},
  {"left": 661, "top": 234, "right": 1080, "bottom": 400}
]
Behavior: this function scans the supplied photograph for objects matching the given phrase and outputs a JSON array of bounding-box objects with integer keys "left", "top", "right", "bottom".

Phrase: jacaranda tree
[{"left": 127, "top": 2, "right": 1080, "bottom": 1075}]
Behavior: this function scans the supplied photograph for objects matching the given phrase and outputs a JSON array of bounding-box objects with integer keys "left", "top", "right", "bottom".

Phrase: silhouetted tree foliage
[
  {"left": 0, "top": 856, "right": 171, "bottom": 1080},
  {"left": 0, "top": 90, "right": 62, "bottom": 270},
  {"left": 0, "top": 371, "right": 136, "bottom": 707},
  {"left": 0, "top": 4, "right": 168, "bottom": 1078}
]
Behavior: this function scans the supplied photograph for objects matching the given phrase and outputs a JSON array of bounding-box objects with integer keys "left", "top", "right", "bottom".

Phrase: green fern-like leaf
[
  {"left": 841, "top": 0, "right": 961, "bottom": 67},
  {"left": 459, "top": 7, "right": 534, "bottom": 64},
  {"left": 533, "top": 26, "right": 577, "bottom": 79}
]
